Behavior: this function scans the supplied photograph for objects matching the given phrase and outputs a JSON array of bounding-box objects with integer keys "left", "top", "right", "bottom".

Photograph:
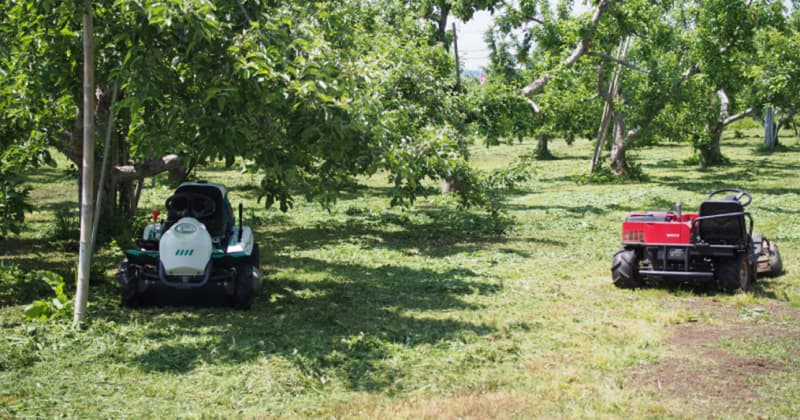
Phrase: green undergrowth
[{"left": 1, "top": 130, "right": 799, "bottom": 417}]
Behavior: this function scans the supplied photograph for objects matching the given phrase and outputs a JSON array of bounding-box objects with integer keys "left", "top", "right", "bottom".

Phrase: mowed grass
[{"left": 1, "top": 129, "right": 799, "bottom": 418}]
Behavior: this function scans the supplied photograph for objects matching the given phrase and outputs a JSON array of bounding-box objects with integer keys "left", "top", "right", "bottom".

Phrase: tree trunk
[
  {"left": 168, "top": 161, "right": 188, "bottom": 185},
  {"left": 590, "top": 37, "right": 630, "bottom": 173},
  {"left": 535, "top": 132, "right": 554, "bottom": 160},
  {"left": 698, "top": 128, "right": 724, "bottom": 167},
  {"left": 609, "top": 111, "right": 628, "bottom": 175},
  {"left": 441, "top": 179, "right": 458, "bottom": 195},
  {"left": 433, "top": 3, "right": 457, "bottom": 196},
  {"left": 434, "top": 4, "right": 451, "bottom": 46},
  {"left": 769, "top": 107, "right": 797, "bottom": 149},
  {"left": 111, "top": 153, "right": 185, "bottom": 216},
  {"left": 696, "top": 91, "right": 753, "bottom": 167},
  {"left": 51, "top": 80, "right": 186, "bottom": 235}
]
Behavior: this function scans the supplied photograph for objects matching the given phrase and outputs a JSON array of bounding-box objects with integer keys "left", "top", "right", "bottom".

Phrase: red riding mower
[{"left": 612, "top": 188, "right": 782, "bottom": 292}]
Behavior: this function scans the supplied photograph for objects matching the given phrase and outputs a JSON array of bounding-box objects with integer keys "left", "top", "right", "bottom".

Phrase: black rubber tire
[
  {"left": 249, "top": 242, "right": 261, "bottom": 268},
  {"left": 612, "top": 249, "right": 642, "bottom": 289},
  {"left": 766, "top": 242, "right": 782, "bottom": 276},
  {"left": 117, "top": 259, "right": 140, "bottom": 307},
  {"left": 717, "top": 255, "right": 751, "bottom": 293},
  {"left": 233, "top": 264, "right": 255, "bottom": 310}
]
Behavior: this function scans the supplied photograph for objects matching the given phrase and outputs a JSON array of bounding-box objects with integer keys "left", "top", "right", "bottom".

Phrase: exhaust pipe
[{"left": 238, "top": 203, "right": 243, "bottom": 241}]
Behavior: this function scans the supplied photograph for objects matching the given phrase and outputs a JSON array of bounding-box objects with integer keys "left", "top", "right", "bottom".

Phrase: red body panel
[{"left": 621, "top": 212, "right": 699, "bottom": 244}]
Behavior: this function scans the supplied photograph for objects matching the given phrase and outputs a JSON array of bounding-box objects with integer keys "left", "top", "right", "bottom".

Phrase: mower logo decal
[{"left": 175, "top": 249, "right": 194, "bottom": 256}]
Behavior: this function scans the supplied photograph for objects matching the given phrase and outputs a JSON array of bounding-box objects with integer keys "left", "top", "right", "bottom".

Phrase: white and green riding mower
[{"left": 117, "top": 182, "right": 261, "bottom": 309}]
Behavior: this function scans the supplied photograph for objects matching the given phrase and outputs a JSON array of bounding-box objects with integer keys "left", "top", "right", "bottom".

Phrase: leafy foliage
[
  {"left": 0, "top": 0, "right": 505, "bottom": 232},
  {"left": 487, "top": 0, "right": 797, "bottom": 173},
  {"left": 0, "top": 264, "right": 53, "bottom": 306},
  {"left": 22, "top": 271, "right": 71, "bottom": 322}
]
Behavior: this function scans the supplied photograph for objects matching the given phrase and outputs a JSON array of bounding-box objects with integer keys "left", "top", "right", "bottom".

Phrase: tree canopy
[
  {"left": 1, "top": 0, "right": 799, "bottom": 237},
  {"left": 1, "top": 0, "right": 507, "bottom": 236},
  {"left": 481, "top": 0, "right": 798, "bottom": 174}
]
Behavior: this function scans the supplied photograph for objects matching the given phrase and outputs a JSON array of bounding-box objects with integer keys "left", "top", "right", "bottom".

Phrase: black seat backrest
[
  {"left": 168, "top": 184, "right": 228, "bottom": 238},
  {"left": 697, "top": 199, "right": 746, "bottom": 244}
]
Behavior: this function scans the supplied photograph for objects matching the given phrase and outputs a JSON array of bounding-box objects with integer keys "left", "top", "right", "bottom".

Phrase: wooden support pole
[{"left": 74, "top": 0, "right": 94, "bottom": 326}]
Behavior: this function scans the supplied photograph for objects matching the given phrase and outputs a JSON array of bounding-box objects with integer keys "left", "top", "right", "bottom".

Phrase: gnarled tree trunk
[
  {"left": 609, "top": 111, "right": 629, "bottom": 175},
  {"left": 535, "top": 132, "right": 554, "bottom": 160},
  {"left": 756, "top": 106, "right": 797, "bottom": 150},
  {"left": 697, "top": 90, "right": 754, "bottom": 167},
  {"left": 53, "top": 90, "right": 185, "bottom": 234}
]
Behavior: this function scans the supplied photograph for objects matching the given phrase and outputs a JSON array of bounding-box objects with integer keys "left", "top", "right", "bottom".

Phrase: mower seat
[
  {"left": 697, "top": 198, "right": 747, "bottom": 245},
  {"left": 166, "top": 184, "right": 231, "bottom": 239}
]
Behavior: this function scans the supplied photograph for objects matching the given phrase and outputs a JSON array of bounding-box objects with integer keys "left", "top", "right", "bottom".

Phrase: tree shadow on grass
[
  {"left": 121, "top": 255, "right": 499, "bottom": 392},
  {"left": 26, "top": 166, "right": 75, "bottom": 184},
  {"left": 0, "top": 239, "right": 76, "bottom": 275},
  {"left": 644, "top": 159, "right": 684, "bottom": 170},
  {"left": 97, "top": 199, "right": 536, "bottom": 390},
  {"left": 261, "top": 206, "right": 529, "bottom": 259},
  {"left": 25, "top": 200, "right": 79, "bottom": 215}
]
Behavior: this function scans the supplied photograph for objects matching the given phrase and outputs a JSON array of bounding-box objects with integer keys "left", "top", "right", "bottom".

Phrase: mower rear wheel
[
  {"left": 117, "top": 259, "right": 140, "bottom": 307},
  {"left": 612, "top": 249, "right": 642, "bottom": 289},
  {"left": 717, "top": 255, "right": 751, "bottom": 293},
  {"left": 233, "top": 264, "right": 256, "bottom": 310}
]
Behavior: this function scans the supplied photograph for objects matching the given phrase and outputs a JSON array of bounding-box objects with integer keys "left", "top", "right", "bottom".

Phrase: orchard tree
[
  {"left": 0, "top": 0, "right": 498, "bottom": 237},
  {"left": 748, "top": 9, "right": 800, "bottom": 148},
  {"left": 477, "top": 0, "right": 600, "bottom": 159},
  {"left": 490, "top": 0, "right": 789, "bottom": 175}
]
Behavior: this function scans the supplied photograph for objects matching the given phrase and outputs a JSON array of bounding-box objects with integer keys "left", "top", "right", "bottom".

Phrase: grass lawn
[{"left": 1, "top": 130, "right": 799, "bottom": 418}]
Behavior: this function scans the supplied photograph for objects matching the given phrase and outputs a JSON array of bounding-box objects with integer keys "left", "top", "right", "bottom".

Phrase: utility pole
[
  {"left": 74, "top": 0, "right": 94, "bottom": 326},
  {"left": 452, "top": 22, "right": 461, "bottom": 91}
]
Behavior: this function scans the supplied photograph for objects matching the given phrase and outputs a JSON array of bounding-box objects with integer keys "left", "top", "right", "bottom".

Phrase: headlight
[{"left": 174, "top": 222, "right": 198, "bottom": 234}]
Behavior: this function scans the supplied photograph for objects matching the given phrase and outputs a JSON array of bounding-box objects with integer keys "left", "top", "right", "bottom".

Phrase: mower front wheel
[
  {"left": 612, "top": 249, "right": 642, "bottom": 289},
  {"left": 233, "top": 264, "right": 256, "bottom": 310},
  {"left": 717, "top": 255, "right": 751, "bottom": 293},
  {"left": 117, "top": 259, "right": 141, "bottom": 307}
]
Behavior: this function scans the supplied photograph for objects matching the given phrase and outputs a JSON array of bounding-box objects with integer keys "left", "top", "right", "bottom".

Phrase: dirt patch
[{"left": 628, "top": 300, "right": 799, "bottom": 416}]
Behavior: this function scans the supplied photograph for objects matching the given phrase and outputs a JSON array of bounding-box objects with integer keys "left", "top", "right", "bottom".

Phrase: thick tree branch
[
  {"left": 717, "top": 89, "right": 730, "bottom": 120},
  {"left": 112, "top": 154, "right": 184, "bottom": 183},
  {"left": 520, "top": 0, "right": 613, "bottom": 96},
  {"left": 527, "top": 17, "right": 545, "bottom": 25},
  {"left": 524, "top": 98, "right": 541, "bottom": 113},
  {"left": 722, "top": 107, "right": 754, "bottom": 126}
]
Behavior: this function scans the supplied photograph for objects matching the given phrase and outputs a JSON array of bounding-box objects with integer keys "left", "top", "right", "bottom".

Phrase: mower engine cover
[{"left": 159, "top": 217, "right": 213, "bottom": 276}]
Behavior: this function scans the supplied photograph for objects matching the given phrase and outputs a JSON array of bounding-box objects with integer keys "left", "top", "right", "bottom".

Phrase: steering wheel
[
  {"left": 707, "top": 188, "right": 752, "bottom": 207},
  {"left": 165, "top": 192, "right": 216, "bottom": 219}
]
